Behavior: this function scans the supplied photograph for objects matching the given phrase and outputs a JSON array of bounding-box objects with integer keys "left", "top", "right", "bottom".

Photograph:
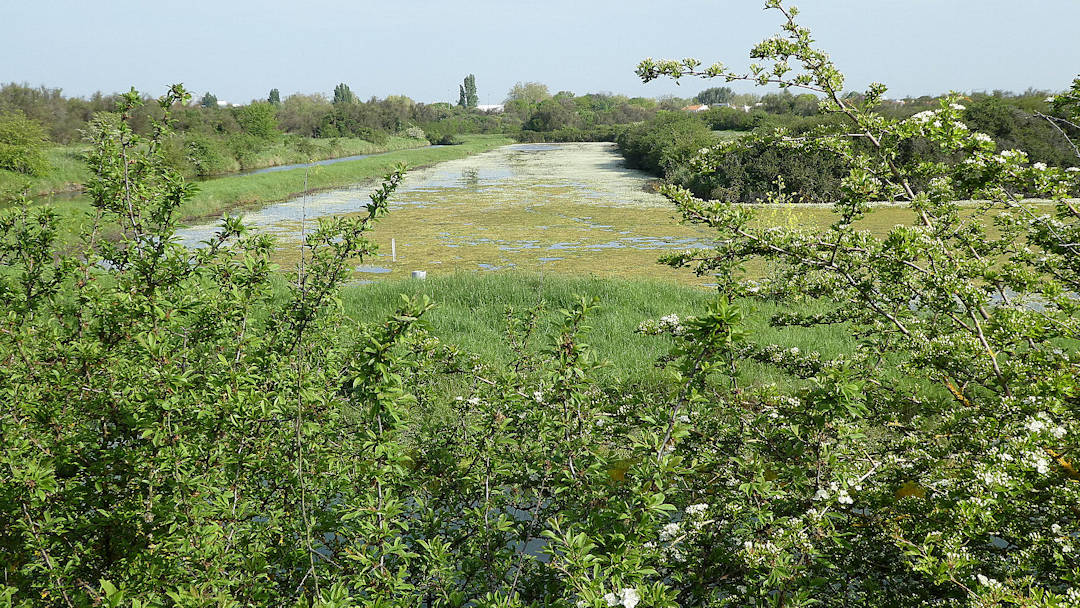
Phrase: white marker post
[{"left": 391, "top": 238, "right": 396, "bottom": 262}]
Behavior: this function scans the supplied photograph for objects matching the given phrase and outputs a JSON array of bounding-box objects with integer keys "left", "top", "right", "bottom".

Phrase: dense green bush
[
  {"left": 616, "top": 111, "right": 717, "bottom": 175},
  {"left": 183, "top": 131, "right": 239, "bottom": 176},
  {"left": 963, "top": 95, "right": 1080, "bottom": 167},
  {"left": 637, "top": 4, "right": 1080, "bottom": 602},
  {"left": 516, "top": 125, "right": 621, "bottom": 143},
  {"left": 678, "top": 133, "right": 851, "bottom": 203},
  {"left": 0, "top": 110, "right": 50, "bottom": 176},
  {"left": 232, "top": 100, "right": 280, "bottom": 140}
]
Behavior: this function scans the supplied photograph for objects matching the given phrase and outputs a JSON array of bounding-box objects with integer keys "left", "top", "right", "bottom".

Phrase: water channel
[{"left": 176, "top": 143, "right": 720, "bottom": 284}]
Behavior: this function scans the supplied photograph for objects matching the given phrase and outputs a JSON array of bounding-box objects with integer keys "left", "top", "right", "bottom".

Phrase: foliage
[
  {"left": 634, "top": 1, "right": 1080, "bottom": 604},
  {"left": 232, "top": 101, "right": 280, "bottom": 140},
  {"left": 678, "top": 132, "right": 851, "bottom": 203},
  {"left": 0, "top": 109, "right": 50, "bottom": 176},
  {"left": 695, "top": 86, "right": 734, "bottom": 106},
  {"left": 458, "top": 74, "right": 478, "bottom": 108},
  {"left": 4, "top": 11, "right": 1080, "bottom": 607},
  {"left": 269, "top": 87, "right": 281, "bottom": 105},
  {"left": 199, "top": 91, "right": 218, "bottom": 108},
  {"left": 333, "top": 82, "right": 357, "bottom": 105},
  {"left": 615, "top": 111, "right": 717, "bottom": 175},
  {"left": 505, "top": 81, "right": 552, "bottom": 107}
]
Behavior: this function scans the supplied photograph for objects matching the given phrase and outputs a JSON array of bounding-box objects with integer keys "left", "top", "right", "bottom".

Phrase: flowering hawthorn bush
[{"left": 632, "top": 1, "right": 1080, "bottom": 605}]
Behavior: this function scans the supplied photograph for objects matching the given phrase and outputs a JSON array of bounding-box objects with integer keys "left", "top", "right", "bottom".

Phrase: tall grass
[
  {"left": 340, "top": 271, "right": 856, "bottom": 388},
  {"left": 0, "top": 145, "right": 90, "bottom": 197}
]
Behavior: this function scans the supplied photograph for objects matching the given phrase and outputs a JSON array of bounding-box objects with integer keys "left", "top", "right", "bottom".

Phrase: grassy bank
[
  {"left": 180, "top": 134, "right": 512, "bottom": 220},
  {"left": 0, "top": 146, "right": 91, "bottom": 197},
  {"left": 0, "top": 135, "right": 435, "bottom": 200},
  {"left": 340, "top": 271, "right": 855, "bottom": 387},
  {"left": 22, "top": 134, "right": 513, "bottom": 241}
]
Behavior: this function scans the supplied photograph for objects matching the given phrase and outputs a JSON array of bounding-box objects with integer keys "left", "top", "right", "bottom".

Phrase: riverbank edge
[
  {"left": 3, "top": 135, "right": 435, "bottom": 200},
  {"left": 176, "top": 135, "right": 515, "bottom": 224}
]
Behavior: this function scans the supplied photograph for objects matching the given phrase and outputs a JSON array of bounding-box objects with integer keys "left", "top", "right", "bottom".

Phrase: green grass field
[{"left": 340, "top": 271, "right": 855, "bottom": 388}]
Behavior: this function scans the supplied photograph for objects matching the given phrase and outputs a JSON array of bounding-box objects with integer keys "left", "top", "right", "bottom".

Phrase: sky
[{"left": 3, "top": 0, "right": 1079, "bottom": 105}]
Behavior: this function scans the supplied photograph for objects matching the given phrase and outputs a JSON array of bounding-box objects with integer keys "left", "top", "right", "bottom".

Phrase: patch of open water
[{"left": 175, "top": 143, "right": 720, "bottom": 283}]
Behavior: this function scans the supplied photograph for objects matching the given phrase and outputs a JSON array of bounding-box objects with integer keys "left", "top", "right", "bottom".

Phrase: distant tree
[
  {"left": 277, "top": 93, "right": 331, "bottom": 137},
  {"left": 524, "top": 98, "right": 579, "bottom": 132},
  {"left": 464, "top": 74, "right": 478, "bottom": 108},
  {"left": 268, "top": 88, "right": 280, "bottom": 105},
  {"left": 332, "top": 83, "right": 356, "bottom": 105},
  {"left": 232, "top": 102, "right": 279, "bottom": 139},
  {"left": 199, "top": 92, "right": 218, "bottom": 108},
  {"left": 0, "top": 110, "right": 50, "bottom": 176},
  {"left": 504, "top": 81, "right": 551, "bottom": 106},
  {"left": 695, "top": 86, "right": 733, "bottom": 106},
  {"left": 457, "top": 74, "right": 478, "bottom": 108}
]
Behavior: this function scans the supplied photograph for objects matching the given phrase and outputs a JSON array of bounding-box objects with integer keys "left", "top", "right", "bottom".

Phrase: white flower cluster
[
  {"left": 976, "top": 574, "right": 1002, "bottom": 588},
  {"left": 909, "top": 110, "right": 936, "bottom": 123},
  {"left": 603, "top": 588, "right": 640, "bottom": 608},
  {"left": 814, "top": 481, "right": 855, "bottom": 504},
  {"left": 973, "top": 132, "right": 993, "bottom": 144},
  {"left": 978, "top": 466, "right": 1009, "bottom": 487},
  {"left": 1025, "top": 412, "right": 1067, "bottom": 439},
  {"left": 685, "top": 503, "right": 709, "bottom": 517},
  {"left": 949, "top": 103, "right": 967, "bottom": 111},
  {"left": 658, "top": 522, "right": 680, "bottom": 542},
  {"left": 659, "top": 313, "right": 683, "bottom": 335},
  {"left": 1026, "top": 450, "right": 1051, "bottom": 474}
]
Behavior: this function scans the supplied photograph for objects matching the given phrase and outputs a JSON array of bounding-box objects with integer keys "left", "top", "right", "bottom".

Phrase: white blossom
[
  {"left": 976, "top": 574, "right": 1001, "bottom": 588},
  {"left": 618, "top": 588, "right": 640, "bottom": 608},
  {"left": 686, "top": 503, "right": 709, "bottom": 516},
  {"left": 1026, "top": 417, "right": 1047, "bottom": 433},
  {"left": 837, "top": 490, "right": 854, "bottom": 505},
  {"left": 910, "top": 110, "right": 935, "bottom": 123},
  {"left": 814, "top": 488, "right": 830, "bottom": 501},
  {"left": 659, "top": 522, "right": 680, "bottom": 541},
  {"left": 950, "top": 103, "right": 966, "bottom": 111}
]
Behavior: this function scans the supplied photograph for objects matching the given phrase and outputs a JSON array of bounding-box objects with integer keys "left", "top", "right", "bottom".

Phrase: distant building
[
  {"left": 681, "top": 104, "right": 710, "bottom": 112},
  {"left": 477, "top": 104, "right": 505, "bottom": 113}
]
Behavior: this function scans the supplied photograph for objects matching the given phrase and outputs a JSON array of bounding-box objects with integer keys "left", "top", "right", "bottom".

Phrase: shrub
[
  {"left": 615, "top": 111, "right": 717, "bottom": 175},
  {"left": 184, "top": 132, "right": 238, "bottom": 176},
  {"left": 231, "top": 101, "right": 279, "bottom": 140},
  {"left": 0, "top": 110, "right": 50, "bottom": 176}
]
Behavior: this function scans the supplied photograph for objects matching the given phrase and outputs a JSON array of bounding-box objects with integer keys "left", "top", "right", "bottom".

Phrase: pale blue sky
[{"left": 4, "top": 1, "right": 1079, "bottom": 104}]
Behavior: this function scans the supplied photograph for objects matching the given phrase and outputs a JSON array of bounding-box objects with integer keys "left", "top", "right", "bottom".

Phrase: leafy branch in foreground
[{"left": 636, "top": 1, "right": 1080, "bottom": 604}]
